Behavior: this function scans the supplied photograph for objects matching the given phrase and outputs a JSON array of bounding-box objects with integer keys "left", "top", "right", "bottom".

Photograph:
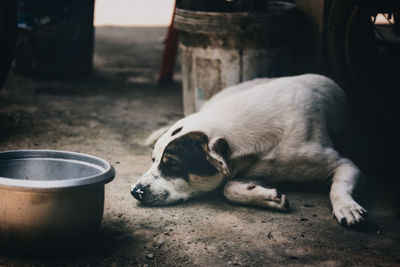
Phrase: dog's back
[{"left": 195, "top": 74, "right": 347, "bottom": 155}]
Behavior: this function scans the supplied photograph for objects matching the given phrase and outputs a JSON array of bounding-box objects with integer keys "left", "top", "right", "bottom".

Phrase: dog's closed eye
[
  {"left": 159, "top": 153, "right": 187, "bottom": 179},
  {"left": 162, "top": 153, "right": 182, "bottom": 165}
]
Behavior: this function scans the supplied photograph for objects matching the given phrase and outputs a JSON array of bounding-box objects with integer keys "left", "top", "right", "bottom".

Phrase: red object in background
[{"left": 158, "top": 3, "right": 179, "bottom": 85}]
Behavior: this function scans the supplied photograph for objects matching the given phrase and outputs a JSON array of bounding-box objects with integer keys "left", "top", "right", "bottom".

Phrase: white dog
[{"left": 131, "top": 74, "right": 367, "bottom": 227}]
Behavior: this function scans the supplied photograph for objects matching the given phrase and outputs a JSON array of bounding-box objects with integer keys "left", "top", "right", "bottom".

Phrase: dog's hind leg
[
  {"left": 330, "top": 158, "right": 367, "bottom": 227},
  {"left": 223, "top": 180, "right": 289, "bottom": 211}
]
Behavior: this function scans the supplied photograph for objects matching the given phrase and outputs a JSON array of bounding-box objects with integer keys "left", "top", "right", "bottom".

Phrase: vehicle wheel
[
  {"left": 326, "top": 0, "right": 377, "bottom": 104},
  {"left": 0, "top": 0, "right": 17, "bottom": 89},
  {"left": 326, "top": 0, "right": 400, "bottom": 125}
]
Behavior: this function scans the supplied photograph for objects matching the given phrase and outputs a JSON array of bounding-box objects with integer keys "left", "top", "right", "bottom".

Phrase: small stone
[
  {"left": 154, "top": 243, "right": 161, "bottom": 249},
  {"left": 267, "top": 232, "right": 273, "bottom": 239},
  {"left": 116, "top": 161, "right": 120, "bottom": 164},
  {"left": 146, "top": 253, "right": 154, "bottom": 260},
  {"left": 300, "top": 218, "right": 308, "bottom": 222}
]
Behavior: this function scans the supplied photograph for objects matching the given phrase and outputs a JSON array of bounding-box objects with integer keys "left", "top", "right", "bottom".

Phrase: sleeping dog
[{"left": 131, "top": 74, "right": 367, "bottom": 227}]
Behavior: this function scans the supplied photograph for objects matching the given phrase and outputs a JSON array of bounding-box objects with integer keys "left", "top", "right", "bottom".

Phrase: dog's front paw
[{"left": 332, "top": 201, "right": 367, "bottom": 227}]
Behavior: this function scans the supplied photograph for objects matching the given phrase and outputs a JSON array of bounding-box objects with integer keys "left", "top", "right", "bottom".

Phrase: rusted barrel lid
[{"left": 174, "top": 1, "right": 297, "bottom": 35}]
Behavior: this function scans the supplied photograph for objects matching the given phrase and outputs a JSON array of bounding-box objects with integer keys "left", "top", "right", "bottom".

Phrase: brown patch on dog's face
[{"left": 158, "top": 132, "right": 219, "bottom": 180}]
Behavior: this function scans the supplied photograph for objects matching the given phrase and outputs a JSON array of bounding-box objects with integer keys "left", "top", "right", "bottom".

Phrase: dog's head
[{"left": 131, "top": 128, "right": 230, "bottom": 206}]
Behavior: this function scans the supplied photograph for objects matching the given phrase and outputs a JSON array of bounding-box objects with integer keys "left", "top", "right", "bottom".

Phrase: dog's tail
[{"left": 144, "top": 126, "right": 170, "bottom": 146}]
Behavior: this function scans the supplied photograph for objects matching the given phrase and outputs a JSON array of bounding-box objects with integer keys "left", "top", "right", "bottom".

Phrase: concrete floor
[{"left": 0, "top": 26, "right": 399, "bottom": 266}]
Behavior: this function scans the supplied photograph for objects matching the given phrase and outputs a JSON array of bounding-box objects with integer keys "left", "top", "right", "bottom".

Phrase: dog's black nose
[{"left": 131, "top": 183, "right": 147, "bottom": 201}]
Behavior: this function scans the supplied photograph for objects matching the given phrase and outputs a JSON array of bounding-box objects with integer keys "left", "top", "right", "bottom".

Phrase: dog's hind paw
[
  {"left": 332, "top": 201, "right": 367, "bottom": 227},
  {"left": 261, "top": 193, "right": 289, "bottom": 212}
]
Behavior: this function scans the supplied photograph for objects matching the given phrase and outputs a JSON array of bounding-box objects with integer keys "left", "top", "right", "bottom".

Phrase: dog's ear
[{"left": 202, "top": 138, "right": 230, "bottom": 177}]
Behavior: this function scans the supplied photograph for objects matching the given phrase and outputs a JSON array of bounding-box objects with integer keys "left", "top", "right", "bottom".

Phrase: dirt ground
[{"left": 0, "top": 26, "right": 399, "bottom": 266}]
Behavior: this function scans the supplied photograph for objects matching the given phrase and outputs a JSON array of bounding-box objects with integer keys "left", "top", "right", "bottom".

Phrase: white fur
[
  {"left": 188, "top": 173, "right": 225, "bottom": 192},
  {"left": 133, "top": 74, "right": 366, "bottom": 227}
]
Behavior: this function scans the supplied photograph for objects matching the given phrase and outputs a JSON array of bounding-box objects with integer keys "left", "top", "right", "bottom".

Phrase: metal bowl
[{"left": 0, "top": 150, "right": 115, "bottom": 253}]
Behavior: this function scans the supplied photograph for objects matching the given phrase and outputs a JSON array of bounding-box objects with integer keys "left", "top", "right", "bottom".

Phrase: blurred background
[{"left": 95, "top": 0, "right": 175, "bottom": 26}]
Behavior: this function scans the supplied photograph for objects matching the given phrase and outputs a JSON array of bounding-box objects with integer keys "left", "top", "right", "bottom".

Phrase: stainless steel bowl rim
[{"left": 0, "top": 149, "right": 115, "bottom": 190}]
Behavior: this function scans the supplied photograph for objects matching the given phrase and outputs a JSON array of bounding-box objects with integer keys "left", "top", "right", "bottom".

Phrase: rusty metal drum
[{"left": 174, "top": 1, "right": 299, "bottom": 115}]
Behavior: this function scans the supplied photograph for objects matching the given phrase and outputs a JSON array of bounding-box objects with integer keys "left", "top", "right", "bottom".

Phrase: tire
[
  {"left": 326, "top": 0, "right": 376, "bottom": 104},
  {"left": 0, "top": 0, "right": 16, "bottom": 89},
  {"left": 326, "top": 0, "right": 400, "bottom": 128}
]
